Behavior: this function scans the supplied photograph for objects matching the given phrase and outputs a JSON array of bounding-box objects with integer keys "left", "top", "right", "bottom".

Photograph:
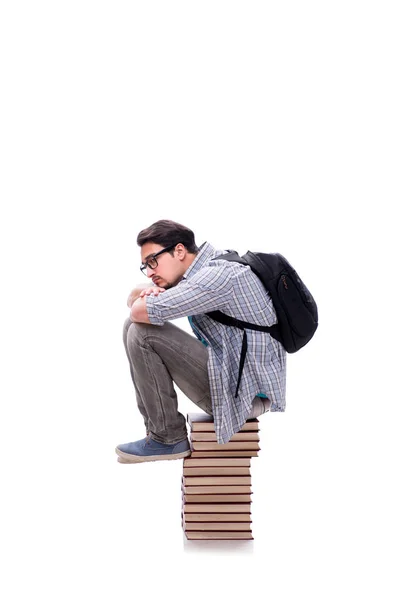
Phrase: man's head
[{"left": 137, "top": 220, "right": 199, "bottom": 289}]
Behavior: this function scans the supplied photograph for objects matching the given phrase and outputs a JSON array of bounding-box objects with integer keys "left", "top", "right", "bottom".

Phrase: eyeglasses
[{"left": 140, "top": 243, "right": 178, "bottom": 274}]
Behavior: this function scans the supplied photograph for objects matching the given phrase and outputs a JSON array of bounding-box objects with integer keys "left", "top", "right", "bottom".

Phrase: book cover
[
  {"left": 183, "top": 466, "right": 250, "bottom": 476},
  {"left": 182, "top": 476, "right": 251, "bottom": 486},
  {"left": 183, "top": 494, "right": 252, "bottom": 503},
  {"left": 191, "top": 432, "right": 260, "bottom": 442},
  {"left": 183, "top": 521, "right": 252, "bottom": 532},
  {"left": 183, "top": 513, "right": 252, "bottom": 522},
  {"left": 189, "top": 450, "right": 259, "bottom": 458},
  {"left": 191, "top": 442, "right": 260, "bottom": 451},
  {"left": 185, "top": 531, "right": 254, "bottom": 540},
  {"left": 183, "top": 458, "right": 251, "bottom": 467},
  {"left": 183, "top": 503, "right": 251, "bottom": 513},
  {"left": 182, "top": 485, "right": 252, "bottom": 494}
]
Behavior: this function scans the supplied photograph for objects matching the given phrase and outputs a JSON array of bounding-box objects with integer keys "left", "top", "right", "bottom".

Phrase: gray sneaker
[{"left": 116, "top": 436, "right": 191, "bottom": 463}]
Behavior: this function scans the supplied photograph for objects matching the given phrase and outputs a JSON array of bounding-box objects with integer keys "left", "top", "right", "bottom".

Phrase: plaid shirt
[{"left": 146, "top": 242, "right": 286, "bottom": 444}]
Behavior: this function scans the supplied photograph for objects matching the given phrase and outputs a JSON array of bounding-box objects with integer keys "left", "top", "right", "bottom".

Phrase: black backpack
[{"left": 206, "top": 251, "right": 318, "bottom": 397}]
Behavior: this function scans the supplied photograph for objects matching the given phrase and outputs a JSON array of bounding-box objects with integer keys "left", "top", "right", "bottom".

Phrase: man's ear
[{"left": 175, "top": 243, "right": 187, "bottom": 260}]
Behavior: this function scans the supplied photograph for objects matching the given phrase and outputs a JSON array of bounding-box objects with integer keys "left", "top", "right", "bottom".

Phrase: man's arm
[
  {"left": 144, "top": 267, "right": 233, "bottom": 326},
  {"left": 127, "top": 285, "right": 165, "bottom": 324},
  {"left": 130, "top": 296, "right": 151, "bottom": 323},
  {"left": 127, "top": 283, "right": 164, "bottom": 308}
]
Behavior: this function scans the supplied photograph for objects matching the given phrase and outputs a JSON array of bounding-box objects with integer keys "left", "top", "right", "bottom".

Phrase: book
[
  {"left": 187, "top": 413, "right": 259, "bottom": 432},
  {"left": 182, "top": 485, "right": 252, "bottom": 494},
  {"left": 189, "top": 450, "right": 259, "bottom": 458},
  {"left": 183, "top": 466, "right": 250, "bottom": 476},
  {"left": 183, "top": 521, "right": 252, "bottom": 532},
  {"left": 185, "top": 531, "right": 254, "bottom": 540},
  {"left": 182, "top": 476, "right": 251, "bottom": 486},
  {"left": 191, "top": 432, "right": 260, "bottom": 442},
  {"left": 183, "top": 494, "right": 252, "bottom": 503},
  {"left": 183, "top": 458, "right": 251, "bottom": 467},
  {"left": 191, "top": 442, "right": 260, "bottom": 451},
  {"left": 183, "top": 513, "right": 252, "bottom": 522},
  {"left": 183, "top": 503, "right": 251, "bottom": 513},
  {"left": 183, "top": 412, "right": 261, "bottom": 541}
]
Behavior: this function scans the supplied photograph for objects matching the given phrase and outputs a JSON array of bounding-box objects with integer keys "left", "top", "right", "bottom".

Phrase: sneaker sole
[{"left": 115, "top": 447, "right": 191, "bottom": 463}]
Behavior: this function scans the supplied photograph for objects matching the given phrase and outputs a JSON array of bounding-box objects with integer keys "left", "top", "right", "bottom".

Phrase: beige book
[
  {"left": 183, "top": 466, "right": 250, "bottom": 476},
  {"left": 187, "top": 413, "right": 259, "bottom": 432},
  {"left": 185, "top": 531, "right": 254, "bottom": 540},
  {"left": 183, "top": 485, "right": 252, "bottom": 494},
  {"left": 191, "top": 432, "right": 260, "bottom": 442},
  {"left": 183, "top": 458, "right": 251, "bottom": 467},
  {"left": 190, "top": 450, "right": 259, "bottom": 458},
  {"left": 183, "top": 476, "right": 251, "bottom": 486},
  {"left": 184, "top": 522, "right": 252, "bottom": 532},
  {"left": 183, "top": 503, "right": 251, "bottom": 513},
  {"left": 191, "top": 442, "right": 260, "bottom": 451},
  {"left": 183, "top": 494, "right": 252, "bottom": 503},
  {"left": 183, "top": 513, "right": 252, "bottom": 522}
]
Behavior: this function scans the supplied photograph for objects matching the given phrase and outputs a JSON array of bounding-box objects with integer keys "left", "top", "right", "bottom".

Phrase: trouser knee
[
  {"left": 123, "top": 317, "right": 151, "bottom": 337},
  {"left": 125, "top": 320, "right": 155, "bottom": 350},
  {"left": 123, "top": 317, "right": 132, "bottom": 340}
]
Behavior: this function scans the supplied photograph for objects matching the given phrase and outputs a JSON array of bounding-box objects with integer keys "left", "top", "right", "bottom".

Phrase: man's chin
[
  {"left": 156, "top": 277, "right": 181, "bottom": 290},
  {"left": 153, "top": 278, "right": 171, "bottom": 289}
]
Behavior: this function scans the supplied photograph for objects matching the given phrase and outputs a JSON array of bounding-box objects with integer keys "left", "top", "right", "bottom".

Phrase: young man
[{"left": 116, "top": 219, "right": 286, "bottom": 463}]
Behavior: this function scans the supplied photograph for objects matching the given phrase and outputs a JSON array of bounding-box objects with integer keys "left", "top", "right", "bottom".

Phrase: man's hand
[
  {"left": 127, "top": 284, "right": 165, "bottom": 308},
  {"left": 139, "top": 286, "right": 166, "bottom": 298}
]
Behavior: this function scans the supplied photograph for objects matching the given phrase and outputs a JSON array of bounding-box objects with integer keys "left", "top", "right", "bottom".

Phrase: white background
[{"left": 1, "top": 1, "right": 399, "bottom": 599}]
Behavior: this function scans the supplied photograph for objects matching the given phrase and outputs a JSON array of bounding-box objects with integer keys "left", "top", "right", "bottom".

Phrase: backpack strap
[
  {"left": 206, "top": 310, "right": 281, "bottom": 397},
  {"left": 206, "top": 310, "right": 276, "bottom": 334},
  {"left": 237, "top": 329, "right": 247, "bottom": 398}
]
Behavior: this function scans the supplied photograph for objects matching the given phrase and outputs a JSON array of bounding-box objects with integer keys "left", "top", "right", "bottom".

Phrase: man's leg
[
  {"left": 123, "top": 318, "right": 151, "bottom": 434},
  {"left": 122, "top": 319, "right": 212, "bottom": 444}
]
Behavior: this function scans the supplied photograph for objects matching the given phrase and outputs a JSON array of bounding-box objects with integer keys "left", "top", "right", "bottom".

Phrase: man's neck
[{"left": 182, "top": 251, "right": 198, "bottom": 271}]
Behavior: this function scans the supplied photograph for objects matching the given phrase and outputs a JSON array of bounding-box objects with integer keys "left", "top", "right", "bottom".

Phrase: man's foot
[{"left": 115, "top": 436, "right": 191, "bottom": 463}]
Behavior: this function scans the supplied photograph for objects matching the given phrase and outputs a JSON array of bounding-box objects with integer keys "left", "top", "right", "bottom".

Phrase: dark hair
[{"left": 137, "top": 220, "right": 198, "bottom": 254}]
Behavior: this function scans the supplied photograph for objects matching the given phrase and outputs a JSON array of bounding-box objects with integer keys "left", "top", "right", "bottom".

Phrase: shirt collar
[{"left": 183, "top": 241, "right": 216, "bottom": 280}]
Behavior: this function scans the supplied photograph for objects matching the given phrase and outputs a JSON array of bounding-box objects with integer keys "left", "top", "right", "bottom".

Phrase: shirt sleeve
[{"left": 146, "top": 265, "right": 234, "bottom": 325}]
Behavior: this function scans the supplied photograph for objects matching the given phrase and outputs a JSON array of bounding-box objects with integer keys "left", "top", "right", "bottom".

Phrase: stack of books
[{"left": 182, "top": 412, "right": 260, "bottom": 540}]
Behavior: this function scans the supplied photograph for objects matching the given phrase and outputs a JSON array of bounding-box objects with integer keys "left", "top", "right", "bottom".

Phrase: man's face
[{"left": 140, "top": 242, "right": 185, "bottom": 289}]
